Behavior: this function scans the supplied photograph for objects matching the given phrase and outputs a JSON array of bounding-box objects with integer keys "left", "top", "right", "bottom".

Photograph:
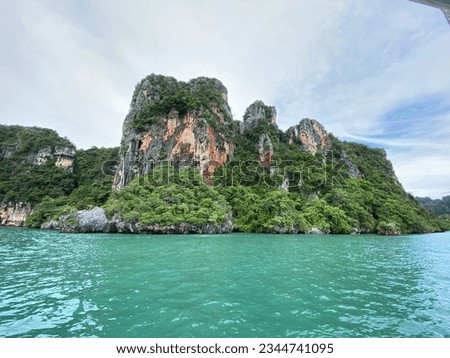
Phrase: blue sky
[{"left": 0, "top": 0, "right": 449, "bottom": 198}]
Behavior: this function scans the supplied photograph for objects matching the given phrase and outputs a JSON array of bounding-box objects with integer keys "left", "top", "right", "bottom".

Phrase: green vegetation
[
  {"left": 4, "top": 112, "right": 447, "bottom": 233},
  {"left": 416, "top": 196, "right": 450, "bottom": 216},
  {"left": 104, "top": 165, "right": 229, "bottom": 227},
  {"left": 218, "top": 185, "right": 307, "bottom": 233},
  {"left": 132, "top": 75, "right": 228, "bottom": 132},
  {"left": 0, "top": 125, "right": 73, "bottom": 155},
  {"left": 2, "top": 74, "right": 448, "bottom": 235},
  {"left": 439, "top": 214, "right": 450, "bottom": 227},
  {"left": 26, "top": 146, "right": 119, "bottom": 228},
  {"left": 212, "top": 119, "right": 447, "bottom": 234},
  {"left": 339, "top": 142, "right": 447, "bottom": 233},
  {"left": 0, "top": 125, "right": 76, "bottom": 203}
]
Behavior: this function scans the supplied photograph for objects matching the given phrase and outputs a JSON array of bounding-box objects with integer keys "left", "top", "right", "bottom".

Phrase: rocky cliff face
[
  {"left": 113, "top": 75, "right": 235, "bottom": 188},
  {"left": 0, "top": 125, "right": 76, "bottom": 171},
  {"left": 0, "top": 202, "right": 34, "bottom": 227},
  {"left": 2, "top": 75, "right": 444, "bottom": 235},
  {"left": 258, "top": 134, "right": 274, "bottom": 167},
  {"left": 288, "top": 118, "right": 331, "bottom": 155},
  {"left": 43, "top": 207, "right": 233, "bottom": 234},
  {"left": 32, "top": 146, "right": 76, "bottom": 170},
  {"left": 241, "top": 101, "right": 277, "bottom": 167},
  {"left": 0, "top": 125, "right": 77, "bottom": 227},
  {"left": 241, "top": 100, "right": 277, "bottom": 133}
]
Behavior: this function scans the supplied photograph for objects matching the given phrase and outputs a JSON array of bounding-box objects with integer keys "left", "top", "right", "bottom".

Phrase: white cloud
[
  {"left": 390, "top": 153, "right": 450, "bottom": 198},
  {"left": 276, "top": 0, "right": 450, "bottom": 135}
]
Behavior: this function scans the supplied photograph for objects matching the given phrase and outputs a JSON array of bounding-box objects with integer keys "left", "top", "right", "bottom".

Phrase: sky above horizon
[{"left": 1, "top": 0, "right": 449, "bottom": 198}]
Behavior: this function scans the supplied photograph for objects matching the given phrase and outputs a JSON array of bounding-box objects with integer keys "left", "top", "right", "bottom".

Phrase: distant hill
[{"left": 416, "top": 196, "right": 450, "bottom": 216}]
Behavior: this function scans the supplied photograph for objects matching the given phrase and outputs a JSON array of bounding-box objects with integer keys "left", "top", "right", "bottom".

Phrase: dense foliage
[
  {"left": 340, "top": 142, "right": 446, "bottom": 233},
  {"left": 213, "top": 119, "right": 447, "bottom": 234},
  {"left": 0, "top": 125, "right": 73, "bottom": 155},
  {"left": 0, "top": 125, "right": 76, "bottom": 203},
  {"left": 132, "top": 75, "right": 228, "bottom": 132},
  {"left": 26, "top": 147, "right": 119, "bottom": 228},
  {"left": 2, "top": 74, "right": 448, "bottom": 235},
  {"left": 104, "top": 165, "right": 230, "bottom": 227},
  {"left": 416, "top": 196, "right": 450, "bottom": 216}
]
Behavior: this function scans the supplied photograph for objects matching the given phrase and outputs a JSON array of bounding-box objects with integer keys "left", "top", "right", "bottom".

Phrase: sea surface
[{"left": 0, "top": 227, "right": 449, "bottom": 338}]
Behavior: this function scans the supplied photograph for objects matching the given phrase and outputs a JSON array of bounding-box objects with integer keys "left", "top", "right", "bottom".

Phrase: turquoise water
[{"left": 0, "top": 227, "right": 449, "bottom": 338}]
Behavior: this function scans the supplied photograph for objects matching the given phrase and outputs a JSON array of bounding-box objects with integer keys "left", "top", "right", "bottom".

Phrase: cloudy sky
[{"left": 1, "top": 0, "right": 449, "bottom": 198}]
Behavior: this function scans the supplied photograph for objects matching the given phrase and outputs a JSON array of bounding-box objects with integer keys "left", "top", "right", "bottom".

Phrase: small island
[{"left": 1, "top": 74, "right": 448, "bottom": 235}]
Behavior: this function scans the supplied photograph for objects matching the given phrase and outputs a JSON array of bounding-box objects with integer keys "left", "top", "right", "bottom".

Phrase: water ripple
[{"left": 1, "top": 228, "right": 450, "bottom": 337}]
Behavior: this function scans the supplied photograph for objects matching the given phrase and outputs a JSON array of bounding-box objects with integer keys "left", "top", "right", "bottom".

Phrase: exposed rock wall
[
  {"left": 43, "top": 207, "right": 233, "bottom": 234},
  {"left": 114, "top": 112, "right": 234, "bottom": 188},
  {"left": 0, "top": 202, "right": 34, "bottom": 227},
  {"left": 32, "top": 146, "right": 75, "bottom": 170},
  {"left": 113, "top": 75, "right": 235, "bottom": 189},
  {"left": 0, "top": 125, "right": 76, "bottom": 171},
  {"left": 241, "top": 100, "right": 277, "bottom": 132},
  {"left": 258, "top": 134, "right": 274, "bottom": 167},
  {"left": 288, "top": 118, "right": 331, "bottom": 155}
]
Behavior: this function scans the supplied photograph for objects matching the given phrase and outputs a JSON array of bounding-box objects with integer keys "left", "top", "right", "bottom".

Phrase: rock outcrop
[
  {"left": 110, "top": 212, "right": 233, "bottom": 234},
  {"left": 377, "top": 222, "right": 401, "bottom": 236},
  {"left": 58, "top": 207, "right": 111, "bottom": 233},
  {"left": 310, "top": 227, "right": 324, "bottom": 235},
  {"left": 340, "top": 148, "right": 362, "bottom": 179},
  {"left": 288, "top": 118, "right": 331, "bottom": 155},
  {"left": 0, "top": 125, "right": 76, "bottom": 171},
  {"left": 113, "top": 75, "right": 235, "bottom": 189},
  {"left": 268, "top": 225, "right": 306, "bottom": 234},
  {"left": 0, "top": 202, "right": 34, "bottom": 227},
  {"left": 241, "top": 100, "right": 277, "bottom": 133},
  {"left": 32, "top": 146, "right": 75, "bottom": 170},
  {"left": 45, "top": 207, "right": 233, "bottom": 234},
  {"left": 240, "top": 101, "right": 277, "bottom": 167},
  {"left": 258, "top": 134, "right": 274, "bottom": 167}
]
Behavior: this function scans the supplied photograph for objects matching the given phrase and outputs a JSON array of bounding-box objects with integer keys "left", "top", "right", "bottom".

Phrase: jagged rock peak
[
  {"left": 130, "top": 74, "right": 229, "bottom": 110},
  {"left": 242, "top": 100, "right": 277, "bottom": 132},
  {"left": 113, "top": 74, "right": 235, "bottom": 190},
  {"left": 288, "top": 118, "right": 331, "bottom": 155},
  {"left": 124, "top": 74, "right": 233, "bottom": 133}
]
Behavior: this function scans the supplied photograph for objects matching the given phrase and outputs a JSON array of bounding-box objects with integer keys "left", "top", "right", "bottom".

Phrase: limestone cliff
[
  {"left": 31, "top": 146, "right": 75, "bottom": 170},
  {"left": 1, "top": 75, "right": 445, "bottom": 234},
  {"left": 288, "top": 118, "right": 331, "bottom": 155},
  {"left": 241, "top": 101, "right": 277, "bottom": 167},
  {"left": 0, "top": 125, "right": 77, "bottom": 227},
  {"left": 258, "top": 134, "right": 274, "bottom": 167},
  {"left": 241, "top": 100, "right": 277, "bottom": 133},
  {"left": 0, "top": 125, "right": 76, "bottom": 171},
  {"left": 113, "top": 75, "right": 235, "bottom": 188},
  {"left": 0, "top": 202, "right": 34, "bottom": 227}
]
